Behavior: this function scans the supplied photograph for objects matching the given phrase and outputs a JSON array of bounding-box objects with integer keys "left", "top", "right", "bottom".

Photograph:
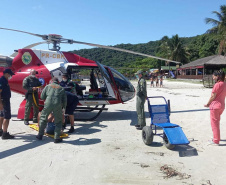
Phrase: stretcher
[
  {"left": 142, "top": 96, "right": 189, "bottom": 149},
  {"left": 29, "top": 124, "right": 68, "bottom": 138}
]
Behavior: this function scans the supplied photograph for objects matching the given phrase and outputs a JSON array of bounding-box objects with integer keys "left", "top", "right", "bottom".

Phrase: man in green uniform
[
  {"left": 23, "top": 69, "right": 42, "bottom": 125},
  {"left": 36, "top": 77, "right": 67, "bottom": 143},
  {"left": 135, "top": 70, "right": 147, "bottom": 130}
]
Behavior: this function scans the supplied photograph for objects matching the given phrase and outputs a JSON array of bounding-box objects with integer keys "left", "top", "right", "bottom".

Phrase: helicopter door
[{"left": 95, "top": 61, "right": 116, "bottom": 99}]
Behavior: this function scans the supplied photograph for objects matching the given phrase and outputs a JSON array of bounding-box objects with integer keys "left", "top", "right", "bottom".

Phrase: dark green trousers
[
  {"left": 24, "top": 93, "right": 39, "bottom": 122},
  {"left": 39, "top": 105, "right": 62, "bottom": 139},
  {"left": 136, "top": 96, "right": 146, "bottom": 126}
]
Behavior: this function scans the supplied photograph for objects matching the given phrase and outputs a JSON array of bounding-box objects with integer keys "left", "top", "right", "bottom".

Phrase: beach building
[{"left": 177, "top": 55, "right": 226, "bottom": 87}]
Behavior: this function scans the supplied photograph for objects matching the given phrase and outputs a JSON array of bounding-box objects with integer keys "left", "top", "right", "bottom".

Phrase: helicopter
[{"left": 0, "top": 27, "right": 180, "bottom": 121}]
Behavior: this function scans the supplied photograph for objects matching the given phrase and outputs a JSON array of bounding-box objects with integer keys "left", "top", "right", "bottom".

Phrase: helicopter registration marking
[{"left": 41, "top": 53, "right": 64, "bottom": 59}]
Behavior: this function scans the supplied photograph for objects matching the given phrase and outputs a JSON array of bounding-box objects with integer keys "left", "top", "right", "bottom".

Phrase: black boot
[
  {"left": 2, "top": 132, "right": 15, "bottom": 139},
  {"left": 24, "top": 121, "right": 29, "bottom": 125},
  {"left": 68, "top": 126, "right": 74, "bottom": 133},
  {"left": 54, "top": 138, "right": 63, "bottom": 143},
  {"left": 33, "top": 119, "right": 38, "bottom": 124},
  {"left": 0, "top": 129, "right": 3, "bottom": 137},
  {"left": 136, "top": 125, "right": 144, "bottom": 130},
  {"left": 36, "top": 134, "right": 43, "bottom": 140}
]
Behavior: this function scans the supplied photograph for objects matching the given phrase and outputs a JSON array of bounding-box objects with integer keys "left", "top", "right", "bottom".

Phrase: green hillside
[{"left": 70, "top": 34, "right": 219, "bottom": 71}]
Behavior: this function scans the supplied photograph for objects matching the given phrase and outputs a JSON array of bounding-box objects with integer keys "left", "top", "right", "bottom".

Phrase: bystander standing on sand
[{"left": 204, "top": 71, "right": 226, "bottom": 145}]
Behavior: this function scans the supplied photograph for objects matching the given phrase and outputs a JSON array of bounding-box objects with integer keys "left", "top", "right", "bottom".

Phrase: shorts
[
  {"left": 0, "top": 99, "right": 11, "bottom": 119},
  {"left": 65, "top": 98, "right": 78, "bottom": 115}
]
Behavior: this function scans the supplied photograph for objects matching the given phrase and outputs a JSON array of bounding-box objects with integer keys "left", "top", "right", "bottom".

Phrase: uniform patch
[
  {"left": 22, "top": 52, "right": 32, "bottom": 65},
  {"left": 39, "top": 78, "right": 45, "bottom": 86}
]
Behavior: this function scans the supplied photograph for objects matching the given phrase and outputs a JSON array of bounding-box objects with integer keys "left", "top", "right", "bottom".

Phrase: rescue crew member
[
  {"left": 23, "top": 69, "right": 42, "bottom": 125},
  {"left": 36, "top": 77, "right": 67, "bottom": 143},
  {"left": 64, "top": 91, "right": 79, "bottom": 133},
  {"left": 60, "top": 73, "right": 76, "bottom": 94},
  {"left": 0, "top": 69, "right": 15, "bottom": 139},
  {"left": 60, "top": 73, "right": 83, "bottom": 96},
  {"left": 134, "top": 70, "right": 147, "bottom": 130}
]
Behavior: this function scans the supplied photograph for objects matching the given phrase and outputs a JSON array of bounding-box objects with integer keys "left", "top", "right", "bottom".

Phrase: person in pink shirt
[{"left": 204, "top": 71, "right": 226, "bottom": 145}]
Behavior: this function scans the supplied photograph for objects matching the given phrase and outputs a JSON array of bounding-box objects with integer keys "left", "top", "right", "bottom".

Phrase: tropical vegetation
[
  {"left": 205, "top": 5, "right": 226, "bottom": 55},
  {"left": 70, "top": 5, "right": 224, "bottom": 76}
]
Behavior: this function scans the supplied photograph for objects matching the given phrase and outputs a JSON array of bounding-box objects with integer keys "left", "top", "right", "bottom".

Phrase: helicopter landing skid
[{"left": 73, "top": 105, "right": 108, "bottom": 121}]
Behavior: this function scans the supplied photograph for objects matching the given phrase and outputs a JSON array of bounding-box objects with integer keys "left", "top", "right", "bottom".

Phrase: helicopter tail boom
[{"left": 0, "top": 55, "right": 13, "bottom": 67}]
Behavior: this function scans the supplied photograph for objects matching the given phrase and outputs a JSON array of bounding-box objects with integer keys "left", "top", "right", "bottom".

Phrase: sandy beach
[{"left": 0, "top": 79, "right": 226, "bottom": 185}]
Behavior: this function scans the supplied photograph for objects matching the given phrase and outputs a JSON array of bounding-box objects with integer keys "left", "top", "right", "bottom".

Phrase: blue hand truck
[{"left": 142, "top": 96, "right": 189, "bottom": 150}]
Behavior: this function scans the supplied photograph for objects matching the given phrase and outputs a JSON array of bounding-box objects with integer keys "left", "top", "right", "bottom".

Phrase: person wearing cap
[
  {"left": 60, "top": 73, "right": 76, "bottom": 93},
  {"left": 23, "top": 69, "right": 42, "bottom": 125},
  {"left": 0, "top": 69, "right": 15, "bottom": 139},
  {"left": 36, "top": 77, "right": 67, "bottom": 143},
  {"left": 60, "top": 73, "right": 83, "bottom": 96},
  {"left": 134, "top": 70, "right": 147, "bottom": 130}
]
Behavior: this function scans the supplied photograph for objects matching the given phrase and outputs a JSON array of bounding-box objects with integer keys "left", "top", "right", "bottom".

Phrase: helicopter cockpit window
[
  {"left": 65, "top": 67, "right": 116, "bottom": 100},
  {"left": 110, "top": 67, "right": 135, "bottom": 102}
]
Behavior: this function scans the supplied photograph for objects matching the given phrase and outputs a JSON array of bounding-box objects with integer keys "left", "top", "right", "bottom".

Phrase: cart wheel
[
  {"left": 142, "top": 126, "right": 154, "bottom": 145},
  {"left": 163, "top": 132, "right": 175, "bottom": 150}
]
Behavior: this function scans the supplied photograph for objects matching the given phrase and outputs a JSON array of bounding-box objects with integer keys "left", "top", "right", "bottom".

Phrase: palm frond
[
  {"left": 206, "top": 26, "right": 218, "bottom": 34},
  {"left": 212, "top": 10, "right": 222, "bottom": 21},
  {"left": 205, "top": 17, "right": 220, "bottom": 26}
]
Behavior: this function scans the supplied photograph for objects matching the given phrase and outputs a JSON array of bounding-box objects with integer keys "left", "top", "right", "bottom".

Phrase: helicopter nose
[{"left": 0, "top": 55, "right": 13, "bottom": 67}]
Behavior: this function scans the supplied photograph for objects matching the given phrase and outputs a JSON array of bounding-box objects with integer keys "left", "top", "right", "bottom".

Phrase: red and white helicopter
[{"left": 0, "top": 27, "right": 179, "bottom": 121}]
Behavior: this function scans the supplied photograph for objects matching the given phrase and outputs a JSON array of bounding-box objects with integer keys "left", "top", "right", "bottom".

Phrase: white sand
[{"left": 0, "top": 80, "right": 225, "bottom": 185}]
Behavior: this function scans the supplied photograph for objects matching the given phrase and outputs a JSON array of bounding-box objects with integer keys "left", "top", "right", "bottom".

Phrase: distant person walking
[
  {"left": 150, "top": 77, "right": 154, "bottom": 87},
  {"left": 160, "top": 75, "right": 163, "bottom": 87},
  {"left": 134, "top": 70, "right": 147, "bottom": 130},
  {"left": 204, "top": 71, "right": 226, "bottom": 146},
  {"left": 155, "top": 74, "right": 159, "bottom": 87}
]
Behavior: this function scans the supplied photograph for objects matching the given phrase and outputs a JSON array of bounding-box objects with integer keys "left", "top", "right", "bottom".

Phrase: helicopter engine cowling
[{"left": 0, "top": 55, "right": 13, "bottom": 67}]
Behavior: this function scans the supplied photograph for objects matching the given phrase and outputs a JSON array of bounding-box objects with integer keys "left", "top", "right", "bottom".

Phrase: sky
[{"left": 0, "top": 0, "right": 225, "bottom": 56}]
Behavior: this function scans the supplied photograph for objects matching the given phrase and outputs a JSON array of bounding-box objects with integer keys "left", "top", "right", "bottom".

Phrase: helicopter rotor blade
[
  {"left": 10, "top": 41, "right": 49, "bottom": 57},
  {"left": 70, "top": 40, "right": 180, "bottom": 64},
  {"left": 0, "top": 27, "right": 48, "bottom": 40},
  {"left": 0, "top": 27, "right": 180, "bottom": 63}
]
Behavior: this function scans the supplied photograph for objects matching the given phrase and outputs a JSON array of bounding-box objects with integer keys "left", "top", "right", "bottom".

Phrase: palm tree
[
  {"left": 205, "top": 5, "right": 226, "bottom": 54},
  {"left": 168, "top": 35, "right": 189, "bottom": 64},
  {"left": 157, "top": 35, "right": 189, "bottom": 64}
]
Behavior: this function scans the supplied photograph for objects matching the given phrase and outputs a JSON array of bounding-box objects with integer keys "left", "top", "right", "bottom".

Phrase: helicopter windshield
[{"left": 109, "top": 67, "right": 135, "bottom": 102}]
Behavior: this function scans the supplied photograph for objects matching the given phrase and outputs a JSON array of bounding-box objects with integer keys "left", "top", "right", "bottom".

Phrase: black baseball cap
[{"left": 3, "top": 69, "right": 15, "bottom": 75}]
